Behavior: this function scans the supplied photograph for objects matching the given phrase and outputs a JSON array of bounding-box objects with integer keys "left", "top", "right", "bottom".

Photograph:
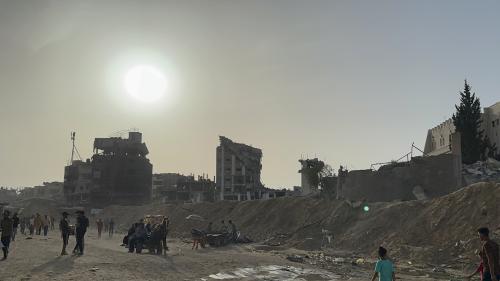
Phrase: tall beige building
[
  {"left": 424, "top": 102, "right": 500, "bottom": 156},
  {"left": 216, "top": 136, "right": 263, "bottom": 201}
]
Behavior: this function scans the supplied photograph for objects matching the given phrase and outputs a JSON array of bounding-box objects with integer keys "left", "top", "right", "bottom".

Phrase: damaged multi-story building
[
  {"left": 298, "top": 158, "right": 337, "bottom": 197},
  {"left": 64, "top": 132, "right": 152, "bottom": 206},
  {"left": 152, "top": 173, "right": 216, "bottom": 203},
  {"left": 63, "top": 160, "right": 92, "bottom": 204},
  {"left": 216, "top": 136, "right": 264, "bottom": 201}
]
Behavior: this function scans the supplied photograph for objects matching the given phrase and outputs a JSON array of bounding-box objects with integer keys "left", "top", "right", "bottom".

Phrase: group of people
[
  {"left": 0, "top": 211, "right": 58, "bottom": 260},
  {"left": 124, "top": 217, "right": 169, "bottom": 254},
  {"left": 59, "top": 210, "right": 89, "bottom": 255},
  {"left": 18, "top": 213, "right": 54, "bottom": 237},
  {"left": 191, "top": 219, "right": 238, "bottom": 250},
  {"left": 95, "top": 218, "right": 115, "bottom": 239},
  {"left": 371, "top": 227, "right": 500, "bottom": 281},
  {"left": 206, "top": 219, "right": 238, "bottom": 239}
]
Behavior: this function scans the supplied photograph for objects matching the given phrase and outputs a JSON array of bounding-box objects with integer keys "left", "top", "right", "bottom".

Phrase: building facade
[
  {"left": 424, "top": 102, "right": 500, "bottom": 157},
  {"left": 298, "top": 158, "right": 324, "bottom": 195},
  {"left": 63, "top": 132, "right": 152, "bottom": 206},
  {"left": 63, "top": 160, "right": 92, "bottom": 204},
  {"left": 216, "top": 136, "right": 264, "bottom": 201},
  {"left": 152, "top": 173, "right": 215, "bottom": 203}
]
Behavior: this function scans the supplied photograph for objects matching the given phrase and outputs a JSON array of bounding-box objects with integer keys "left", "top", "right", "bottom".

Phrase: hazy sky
[{"left": 1, "top": 0, "right": 500, "bottom": 188}]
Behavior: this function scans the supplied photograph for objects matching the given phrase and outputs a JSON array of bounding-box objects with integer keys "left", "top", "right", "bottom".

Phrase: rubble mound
[
  {"left": 98, "top": 182, "right": 500, "bottom": 264},
  {"left": 463, "top": 158, "right": 500, "bottom": 185}
]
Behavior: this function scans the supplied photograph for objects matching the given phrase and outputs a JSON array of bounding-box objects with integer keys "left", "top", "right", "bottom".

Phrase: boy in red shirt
[{"left": 468, "top": 260, "right": 484, "bottom": 280}]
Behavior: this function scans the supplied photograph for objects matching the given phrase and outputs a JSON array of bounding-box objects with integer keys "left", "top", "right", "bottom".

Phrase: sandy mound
[{"left": 90, "top": 182, "right": 500, "bottom": 264}]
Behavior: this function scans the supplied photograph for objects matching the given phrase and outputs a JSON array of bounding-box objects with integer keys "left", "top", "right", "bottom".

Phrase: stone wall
[{"left": 341, "top": 154, "right": 462, "bottom": 202}]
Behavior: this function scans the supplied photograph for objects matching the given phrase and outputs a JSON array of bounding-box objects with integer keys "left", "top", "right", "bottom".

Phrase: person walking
[
  {"left": 73, "top": 210, "right": 89, "bottom": 255},
  {"left": 96, "top": 219, "right": 103, "bottom": 239},
  {"left": 371, "top": 247, "right": 396, "bottom": 281},
  {"left": 0, "top": 211, "right": 13, "bottom": 260},
  {"left": 34, "top": 213, "right": 42, "bottom": 235},
  {"left": 104, "top": 218, "right": 108, "bottom": 233},
  {"left": 50, "top": 216, "right": 55, "bottom": 230},
  {"left": 43, "top": 215, "right": 49, "bottom": 236},
  {"left": 478, "top": 227, "right": 500, "bottom": 281},
  {"left": 19, "top": 217, "right": 26, "bottom": 235},
  {"left": 29, "top": 215, "right": 35, "bottom": 236},
  {"left": 160, "top": 217, "right": 169, "bottom": 254},
  {"left": 11, "top": 213, "right": 19, "bottom": 242},
  {"left": 108, "top": 218, "right": 115, "bottom": 238},
  {"left": 59, "top": 212, "right": 71, "bottom": 255}
]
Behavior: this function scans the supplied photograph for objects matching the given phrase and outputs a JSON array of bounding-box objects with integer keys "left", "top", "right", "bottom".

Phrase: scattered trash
[
  {"left": 287, "top": 255, "right": 305, "bottom": 263},
  {"left": 207, "top": 265, "right": 341, "bottom": 280},
  {"left": 185, "top": 214, "right": 205, "bottom": 221}
]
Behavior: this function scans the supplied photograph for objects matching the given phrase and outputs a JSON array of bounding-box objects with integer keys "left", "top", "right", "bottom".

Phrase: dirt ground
[{"left": 0, "top": 228, "right": 475, "bottom": 281}]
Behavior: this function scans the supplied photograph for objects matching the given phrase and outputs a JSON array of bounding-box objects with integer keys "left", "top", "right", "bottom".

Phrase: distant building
[
  {"left": 152, "top": 173, "right": 185, "bottom": 199},
  {"left": 0, "top": 187, "right": 18, "bottom": 203},
  {"left": 216, "top": 136, "right": 264, "bottom": 201},
  {"left": 298, "top": 158, "right": 324, "bottom": 195},
  {"left": 63, "top": 132, "right": 152, "bottom": 206},
  {"left": 63, "top": 160, "right": 92, "bottom": 204},
  {"left": 20, "top": 182, "right": 64, "bottom": 201},
  {"left": 424, "top": 102, "right": 500, "bottom": 156},
  {"left": 152, "top": 173, "right": 215, "bottom": 203}
]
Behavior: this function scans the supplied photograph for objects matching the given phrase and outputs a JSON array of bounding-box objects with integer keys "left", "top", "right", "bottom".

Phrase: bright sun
[{"left": 124, "top": 65, "right": 167, "bottom": 102}]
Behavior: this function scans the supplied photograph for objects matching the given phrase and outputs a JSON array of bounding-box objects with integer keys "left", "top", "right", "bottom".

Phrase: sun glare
[{"left": 124, "top": 65, "right": 167, "bottom": 102}]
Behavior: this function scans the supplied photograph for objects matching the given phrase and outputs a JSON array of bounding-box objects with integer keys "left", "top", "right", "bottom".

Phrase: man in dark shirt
[
  {"left": 73, "top": 210, "right": 89, "bottom": 255},
  {"left": 59, "top": 212, "right": 71, "bottom": 255},
  {"left": 478, "top": 227, "right": 500, "bottom": 281},
  {"left": 11, "top": 213, "right": 19, "bottom": 242},
  {"left": 0, "top": 211, "right": 13, "bottom": 260},
  {"left": 109, "top": 218, "right": 115, "bottom": 238}
]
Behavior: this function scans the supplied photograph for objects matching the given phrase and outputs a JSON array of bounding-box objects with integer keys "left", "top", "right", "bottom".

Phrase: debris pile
[{"left": 463, "top": 158, "right": 500, "bottom": 185}]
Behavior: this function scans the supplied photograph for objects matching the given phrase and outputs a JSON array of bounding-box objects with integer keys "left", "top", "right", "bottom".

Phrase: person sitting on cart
[
  {"left": 220, "top": 220, "right": 229, "bottom": 233},
  {"left": 206, "top": 222, "right": 213, "bottom": 234},
  {"left": 228, "top": 220, "right": 238, "bottom": 242}
]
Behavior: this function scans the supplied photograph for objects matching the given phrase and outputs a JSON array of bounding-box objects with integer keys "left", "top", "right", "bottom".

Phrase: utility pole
[{"left": 71, "top": 132, "right": 76, "bottom": 163}]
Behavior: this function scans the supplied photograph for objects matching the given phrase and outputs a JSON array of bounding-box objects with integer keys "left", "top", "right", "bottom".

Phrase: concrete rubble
[{"left": 462, "top": 158, "right": 500, "bottom": 185}]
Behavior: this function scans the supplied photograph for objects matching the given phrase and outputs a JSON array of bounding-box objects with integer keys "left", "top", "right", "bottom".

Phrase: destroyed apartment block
[
  {"left": 216, "top": 136, "right": 265, "bottom": 201},
  {"left": 152, "top": 173, "right": 216, "bottom": 203},
  {"left": 64, "top": 132, "right": 152, "bottom": 207}
]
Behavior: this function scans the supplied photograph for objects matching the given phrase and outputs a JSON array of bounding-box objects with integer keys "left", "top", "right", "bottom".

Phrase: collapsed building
[
  {"left": 216, "top": 136, "right": 264, "bottom": 201},
  {"left": 152, "top": 173, "right": 216, "bottom": 203},
  {"left": 64, "top": 132, "right": 152, "bottom": 206},
  {"left": 297, "top": 158, "right": 337, "bottom": 197}
]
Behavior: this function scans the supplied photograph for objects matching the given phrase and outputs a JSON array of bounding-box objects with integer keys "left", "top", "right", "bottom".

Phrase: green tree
[{"left": 452, "top": 80, "right": 483, "bottom": 164}]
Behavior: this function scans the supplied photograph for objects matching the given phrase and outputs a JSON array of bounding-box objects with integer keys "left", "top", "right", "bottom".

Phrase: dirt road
[{"left": 0, "top": 229, "right": 468, "bottom": 281}]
